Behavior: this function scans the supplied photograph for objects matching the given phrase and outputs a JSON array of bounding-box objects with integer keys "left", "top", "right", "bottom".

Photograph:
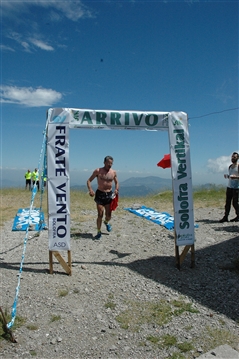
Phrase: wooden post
[
  {"left": 175, "top": 244, "right": 195, "bottom": 270},
  {"left": 49, "top": 250, "right": 72, "bottom": 275},
  {"left": 49, "top": 250, "right": 53, "bottom": 274},
  {"left": 0, "top": 307, "right": 17, "bottom": 343}
]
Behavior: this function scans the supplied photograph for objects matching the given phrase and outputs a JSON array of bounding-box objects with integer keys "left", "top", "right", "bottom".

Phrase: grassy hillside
[{"left": 0, "top": 187, "right": 226, "bottom": 228}]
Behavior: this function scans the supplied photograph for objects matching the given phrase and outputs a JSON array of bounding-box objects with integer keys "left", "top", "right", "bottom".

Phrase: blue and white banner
[
  {"left": 48, "top": 108, "right": 170, "bottom": 131},
  {"left": 168, "top": 112, "right": 195, "bottom": 245},
  {"left": 47, "top": 114, "right": 70, "bottom": 250},
  {"left": 125, "top": 206, "right": 174, "bottom": 230},
  {"left": 12, "top": 208, "right": 46, "bottom": 231}
]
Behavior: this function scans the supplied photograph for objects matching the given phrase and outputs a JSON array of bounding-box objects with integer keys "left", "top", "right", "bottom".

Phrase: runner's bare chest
[{"left": 98, "top": 168, "right": 114, "bottom": 182}]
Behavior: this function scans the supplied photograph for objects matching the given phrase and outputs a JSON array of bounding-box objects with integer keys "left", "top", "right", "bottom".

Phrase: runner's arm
[
  {"left": 113, "top": 172, "right": 119, "bottom": 194},
  {"left": 87, "top": 169, "right": 99, "bottom": 196}
]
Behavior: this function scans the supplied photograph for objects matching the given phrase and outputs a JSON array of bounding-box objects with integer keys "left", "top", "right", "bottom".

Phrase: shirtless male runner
[{"left": 87, "top": 156, "right": 119, "bottom": 239}]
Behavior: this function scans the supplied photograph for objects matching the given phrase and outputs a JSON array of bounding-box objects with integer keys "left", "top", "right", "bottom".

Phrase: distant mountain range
[
  {"left": 2, "top": 175, "right": 223, "bottom": 197},
  {"left": 71, "top": 176, "right": 171, "bottom": 197},
  {"left": 71, "top": 176, "right": 224, "bottom": 197}
]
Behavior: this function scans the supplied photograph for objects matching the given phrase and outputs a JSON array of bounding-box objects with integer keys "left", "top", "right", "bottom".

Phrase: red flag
[
  {"left": 110, "top": 194, "right": 118, "bottom": 211},
  {"left": 157, "top": 154, "right": 171, "bottom": 169}
]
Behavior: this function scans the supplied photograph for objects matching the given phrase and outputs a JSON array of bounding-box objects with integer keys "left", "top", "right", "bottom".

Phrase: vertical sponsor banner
[
  {"left": 47, "top": 111, "right": 70, "bottom": 250},
  {"left": 168, "top": 112, "right": 195, "bottom": 246}
]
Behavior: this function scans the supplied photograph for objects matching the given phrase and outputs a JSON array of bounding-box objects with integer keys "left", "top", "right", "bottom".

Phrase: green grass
[
  {"left": 0, "top": 308, "right": 26, "bottom": 341},
  {"left": 170, "top": 352, "right": 186, "bottom": 359},
  {"left": 29, "top": 350, "right": 37, "bottom": 356},
  {"left": 146, "top": 333, "right": 194, "bottom": 355},
  {"left": 114, "top": 296, "right": 239, "bottom": 355},
  {"left": 26, "top": 324, "right": 39, "bottom": 330},
  {"left": 104, "top": 301, "right": 116, "bottom": 310},
  {"left": 116, "top": 300, "right": 172, "bottom": 331},
  {"left": 58, "top": 288, "right": 69, "bottom": 297},
  {"left": 146, "top": 335, "right": 160, "bottom": 344},
  {"left": 177, "top": 341, "right": 194, "bottom": 352},
  {"left": 192, "top": 187, "right": 225, "bottom": 208},
  {"left": 201, "top": 326, "right": 238, "bottom": 353},
  {"left": 115, "top": 298, "right": 200, "bottom": 332},
  {"left": 0, "top": 187, "right": 226, "bottom": 227},
  {"left": 172, "top": 300, "right": 199, "bottom": 315},
  {"left": 160, "top": 334, "right": 177, "bottom": 347},
  {"left": 50, "top": 315, "right": 61, "bottom": 322}
]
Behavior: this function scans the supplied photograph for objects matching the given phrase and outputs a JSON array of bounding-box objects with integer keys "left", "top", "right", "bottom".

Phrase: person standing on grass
[
  {"left": 32, "top": 168, "right": 40, "bottom": 191},
  {"left": 219, "top": 152, "right": 239, "bottom": 223},
  {"left": 25, "top": 169, "right": 32, "bottom": 190},
  {"left": 87, "top": 156, "right": 119, "bottom": 240}
]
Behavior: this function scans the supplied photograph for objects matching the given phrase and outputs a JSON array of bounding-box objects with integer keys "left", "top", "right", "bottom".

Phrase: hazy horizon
[{"left": 1, "top": 167, "right": 228, "bottom": 189}]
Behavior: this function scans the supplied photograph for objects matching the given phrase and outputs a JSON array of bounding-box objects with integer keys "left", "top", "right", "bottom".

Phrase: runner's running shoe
[
  {"left": 104, "top": 221, "right": 112, "bottom": 232},
  {"left": 94, "top": 232, "right": 102, "bottom": 240}
]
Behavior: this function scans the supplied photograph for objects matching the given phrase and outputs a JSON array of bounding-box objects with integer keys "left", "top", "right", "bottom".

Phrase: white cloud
[
  {"left": 21, "top": 41, "right": 31, "bottom": 51},
  {"left": 29, "top": 38, "right": 54, "bottom": 51},
  {"left": 207, "top": 154, "right": 235, "bottom": 173},
  {"left": 7, "top": 32, "right": 54, "bottom": 52},
  {"left": 2, "top": 1, "right": 94, "bottom": 53},
  {"left": 47, "top": 1, "right": 94, "bottom": 22},
  {"left": 0, "top": 85, "right": 62, "bottom": 107},
  {"left": 213, "top": 80, "right": 235, "bottom": 104},
  {"left": 0, "top": 44, "right": 15, "bottom": 52},
  {"left": 1, "top": 1, "right": 94, "bottom": 22}
]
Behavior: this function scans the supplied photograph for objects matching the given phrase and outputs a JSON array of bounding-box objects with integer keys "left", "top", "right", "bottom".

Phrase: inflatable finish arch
[{"left": 46, "top": 108, "right": 195, "bottom": 251}]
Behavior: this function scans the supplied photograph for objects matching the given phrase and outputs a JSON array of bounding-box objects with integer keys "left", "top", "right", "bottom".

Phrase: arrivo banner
[
  {"left": 50, "top": 108, "right": 170, "bottom": 130},
  {"left": 46, "top": 108, "right": 195, "bottom": 249}
]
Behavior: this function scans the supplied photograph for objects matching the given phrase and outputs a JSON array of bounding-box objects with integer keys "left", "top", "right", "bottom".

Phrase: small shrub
[
  {"left": 160, "top": 334, "right": 177, "bottom": 347},
  {"left": 177, "top": 341, "right": 194, "bottom": 352},
  {"left": 104, "top": 301, "right": 116, "bottom": 310},
  {"left": 29, "top": 350, "right": 37, "bottom": 356},
  {"left": 116, "top": 299, "right": 173, "bottom": 332},
  {"left": 146, "top": 335, "right": 160, "bottom": 344},
  {"left": 58, "top": 289, "right": 68, "bottom": 297},
  {"left": 0, "top": 308, "right": 26, "bottom": 341},
  {"left": 50, "top": 315, "right": 61, "bottom": 322},
  {"left": 172, "top": 300, "right": 199, "bottom": 315},
  {"left": 26, "top": 324, "right": 39, "bottom": 330},
  {"left": 202, "top": 326, "right": 238, "bottom": 352}
]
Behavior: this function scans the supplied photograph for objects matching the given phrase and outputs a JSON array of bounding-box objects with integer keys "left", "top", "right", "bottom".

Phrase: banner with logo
[
  {"left": 48, "top": 108, "right": 170, "bottom": 130},
  {"left": 47, "top": 114, "right": 70, "bottom": 250},
  {"left": 46, "top": 108, "right": 195, "bottom": 250},
  {"left": 168, "top": 112, "right": 195, "bottom": 246}
]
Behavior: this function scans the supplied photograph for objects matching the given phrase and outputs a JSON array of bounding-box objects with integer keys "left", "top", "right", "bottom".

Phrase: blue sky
[{"left": 1, "top": 0, "right": 238, "bottom": 187}]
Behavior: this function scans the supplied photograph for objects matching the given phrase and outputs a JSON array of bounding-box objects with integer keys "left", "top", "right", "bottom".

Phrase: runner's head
[{"left": 104, "top": 156, "right": 113, "bottom": 170}]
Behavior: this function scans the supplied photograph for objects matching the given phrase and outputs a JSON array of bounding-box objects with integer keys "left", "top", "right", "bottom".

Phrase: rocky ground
[{"left": 0, "top": 203, "right": 239, "bottom": 359}]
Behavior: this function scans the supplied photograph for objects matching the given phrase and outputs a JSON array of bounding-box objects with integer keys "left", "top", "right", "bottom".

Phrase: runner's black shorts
[{"left": 94, "top": 190, "right": 113, "bottom": 206}]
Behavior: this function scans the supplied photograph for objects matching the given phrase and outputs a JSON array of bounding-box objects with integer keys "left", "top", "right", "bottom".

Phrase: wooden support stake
[
  {"left": 49, "top": 250, "right": 72, "bottom": 275},
  {"left": 179, "top": 245, "right": 191, "bottom": 265},
  {"left": 175, "top": 244, "right": 195, "bottom": 270},
  {"left": 0, "top": 306, "right": 17, "bottom": 343},
  {"left": 49, "top": 250, "right": 53, "bottom": 274}
]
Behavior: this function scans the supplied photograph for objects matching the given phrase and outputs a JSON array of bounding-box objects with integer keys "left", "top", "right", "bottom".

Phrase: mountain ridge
[{"left": 71, "top": 176, "right": 222, "bottom": 197}]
